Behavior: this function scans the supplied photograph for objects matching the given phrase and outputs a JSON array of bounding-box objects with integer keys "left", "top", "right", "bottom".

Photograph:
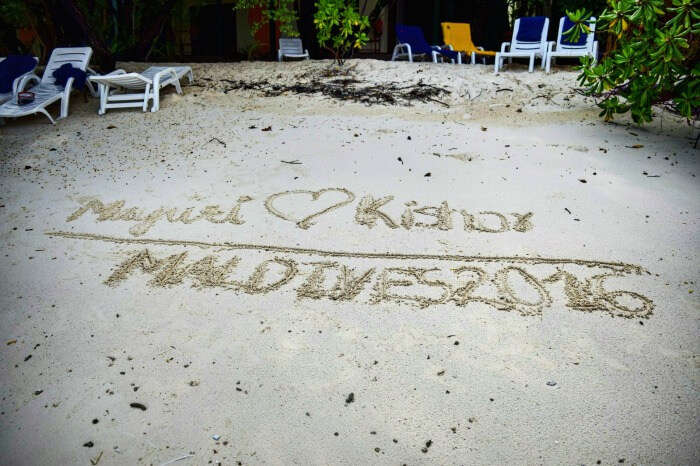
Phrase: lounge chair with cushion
[
  {"left": 494, "top": 16, "right": 550, "bottom": 73},
  {"left": 545, "top": 16, "right": 597, "bottom": 73},
  {"left": 0, "top": 47, "right": 93, "bottom": 124},
  {"left": 392, "top": 25, "right": 461, "bottom": 64},
  {"left": 441, "top": 22, "right": 496, "bottom": 64},
  {"left": 88, "top": 66, "right": 193, "bottom": 114},
  {"left": 0, "top": 55, "right": 38, "bottom": 104},
  {"left": 278, "top": 38, "right": 310, "bottom": 61}
]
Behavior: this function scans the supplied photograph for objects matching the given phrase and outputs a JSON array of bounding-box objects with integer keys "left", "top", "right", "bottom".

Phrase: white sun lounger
[
  {"left": 88, "top": 66, "right": 193, "bottom": 114},
  {"left": 0, "top": 56, "right": 39, "bottom": 105},
  {"left": 0, "top": 47, "right": 93, "bottom": 124},
  {"left": 278, "top": 38, "right": 310, "bottom": 61},
  {"left": 494, "top": 17, "right": 550, "bottom": 73},
  {"left": 545, "top": 16, "right": 597, "bottom": 73}
]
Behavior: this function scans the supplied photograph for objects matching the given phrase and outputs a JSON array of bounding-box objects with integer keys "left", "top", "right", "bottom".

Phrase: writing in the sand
[
  {"left": 104, "top": 248, "right": 653, "bottom": 319},
  {"left": 66, "top": 188, "right": 534, "bottom": 236}
]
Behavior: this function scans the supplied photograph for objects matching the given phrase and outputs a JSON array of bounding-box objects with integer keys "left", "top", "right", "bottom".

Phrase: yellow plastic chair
[{"left": 441, "top": 22, "right": 496, "bottom": 64}]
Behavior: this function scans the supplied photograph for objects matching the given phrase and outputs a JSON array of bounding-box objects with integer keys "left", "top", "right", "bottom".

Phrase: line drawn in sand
[{"left": 46, "top": 231, "right": 654, "bottom": 319}]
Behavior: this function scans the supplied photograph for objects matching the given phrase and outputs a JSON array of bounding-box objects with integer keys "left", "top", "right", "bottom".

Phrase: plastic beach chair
[
  {"left": 391, "top": 25, "right": 461, "bottom": 64},
  {"left": 441, "top": 23, "right": 496, "bottom": 64},
  {"left": 88, "top": 66, "right": 193, "bottom": 114},
  {"left": 545, "top": 16, "right": 597, "bottom": 73},
  {"left": 278, "top": 38, "right": 310, "bottom": 61},
  {"left": 0, "top": 56, "right": 38, "bottom": 104},
  {"left": 0, "top": 47, "right": 93, "bottom": 124},
  {"left": 494, "top": 16, "right": 549, "bottom": 73}
]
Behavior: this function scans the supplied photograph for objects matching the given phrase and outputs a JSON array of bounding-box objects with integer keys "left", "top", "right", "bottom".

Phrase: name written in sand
[
  {"left": 47, "top": 232, "right": 654, "bottom": 319},
  {"left": 66, "top": 188, "right": 533, "bottom": 236}
]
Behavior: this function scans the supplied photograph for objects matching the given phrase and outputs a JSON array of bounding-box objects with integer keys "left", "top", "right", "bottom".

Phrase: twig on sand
[
  {"left": 90, "top": 451, "right": 103, "bottom": 465},
  {"left": 160, "top": 454, "right": 195, "bottom": 466},
  {"left": 206, "top": 137, "right": 226, "bottom": 148},
  {"left": 281, "top": 160, "right": 302, "bottom": 164},
  {"left": 467, "top": 88, "right": 483, "bottom": 101}
]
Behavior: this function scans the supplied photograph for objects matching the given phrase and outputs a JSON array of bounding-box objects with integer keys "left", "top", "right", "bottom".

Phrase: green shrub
[
  {"left": 314, "top": 0, "right": 369, "bottom": 65},
  {"left": 566, "top": 0, "right": 699, "bottom": 124},
  {"left": 233, "top": 0, "right": 299, "bottom": 39}
]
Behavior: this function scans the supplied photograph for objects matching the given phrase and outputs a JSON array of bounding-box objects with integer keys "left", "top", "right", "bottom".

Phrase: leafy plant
[
  {"left": 562, "top": 8, "right": 592, "bottom": 43},
  {"left": 0, "top": 0, "right": 30, "bottom": 28},
  {"left": 0, "top": 0, "right": 189, "bottom": 68},
  {"left": 314, "top": 0, "right": 369, "bottom": 65},
  {"left": 233, "top": 0, "right": 299, "bottom": 38},
  {"left": 566, "top": 0, "right": 700, "bottom": 124}
]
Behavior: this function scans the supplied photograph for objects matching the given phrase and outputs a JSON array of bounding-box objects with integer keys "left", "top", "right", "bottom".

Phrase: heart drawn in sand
[{"left": 264, "top": 188, "right": 356, "bottom": 230}]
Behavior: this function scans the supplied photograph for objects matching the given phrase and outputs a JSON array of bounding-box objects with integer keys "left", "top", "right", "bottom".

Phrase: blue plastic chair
[
  {"left": 391, "top": 25, "right": 461, "bottom": 64},
  {"left": 545, "top": 16, "right": 598, "bottom": 73},
  {"left": 495, "top": 16, "right": 550, "bottom": 73}
]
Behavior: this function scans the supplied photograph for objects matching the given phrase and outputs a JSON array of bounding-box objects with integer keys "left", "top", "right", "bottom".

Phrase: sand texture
[{"left": 0, "top": 59, "right": 698, "bottom": 465}]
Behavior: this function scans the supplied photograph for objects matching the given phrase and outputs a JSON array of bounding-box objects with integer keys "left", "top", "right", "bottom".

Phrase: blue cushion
[
  {"left": 516, "top": 16, "right": 547, "bottom": 42},
  {"left": 396, "top": 25, "right": 432, "bottom": 54},
  {"left": 52, "top": 63, "right": 87, "bottom": 90},
  {"left": 561, "top": 17, "right": 588, "bottom": 46},
  {"left": 396, "top": 24, "right": 459, "bottom": 61},
  {"left": 0, "top": 55, "right": 37, "bottom": 93}
]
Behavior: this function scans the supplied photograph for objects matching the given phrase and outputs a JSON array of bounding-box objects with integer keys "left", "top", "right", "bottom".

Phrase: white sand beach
[{"left": 0, "top": 60, "right": 698, "bottom": 465}]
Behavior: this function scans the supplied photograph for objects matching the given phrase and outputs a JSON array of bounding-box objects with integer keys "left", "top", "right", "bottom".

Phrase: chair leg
[
  {"left": 494, "top": 53, "right": 500, "bottom": 73},
  {"left": 36, "top": 107, "right": 56, "bottom": 125},
  {"left": 99, "top": 83, "right": 108, "bottom": 115},
  {"left": 144, "top": 83, "right": 151, "bottom": 112},
  {"left": 391, "top": 44, "right": 400, "bottom": 61},
  {"left": 528, "top": 54, "right": 535, "bottom": 72},
  {"left": 59, "top": 96, "right": 69, "bottom": 119},
  {"left": 151, "top": 88, "right": 161, "bottom": 113}
]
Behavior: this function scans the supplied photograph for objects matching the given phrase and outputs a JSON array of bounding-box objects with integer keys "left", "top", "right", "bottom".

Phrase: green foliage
[
  {"left": 568, "top": 0, "right": 699, "bottom": 124},
  {"left": 562, "top": 8, "right": 592, "bottom": 43},
  {"left": 233, "top": 0, "right": 299, "bottom": 38},
  {"left": 314, "top": 0, "right": 369, "bottom": 65},
  {"left": 0, "top": 0, "right": 190, "bottom": 66},
  {"left": 0, "top": 0, "right": 30, "bottom": 28},
  {"left": 507, "top": 0, "right": 609, "bottom": 17}
]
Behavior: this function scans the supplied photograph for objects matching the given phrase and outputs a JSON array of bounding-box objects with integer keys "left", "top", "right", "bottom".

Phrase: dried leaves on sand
[{"left": 219, "top": 78, "right": 450, "bottom": 107}]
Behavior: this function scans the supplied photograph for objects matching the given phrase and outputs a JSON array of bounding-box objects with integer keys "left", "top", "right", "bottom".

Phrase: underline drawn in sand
[
  {"left": 65, "top": 189, "right": 533, "bottom": 236},
  {"left": 46, "top": 231, "right": 654, "bottom": 319}
]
